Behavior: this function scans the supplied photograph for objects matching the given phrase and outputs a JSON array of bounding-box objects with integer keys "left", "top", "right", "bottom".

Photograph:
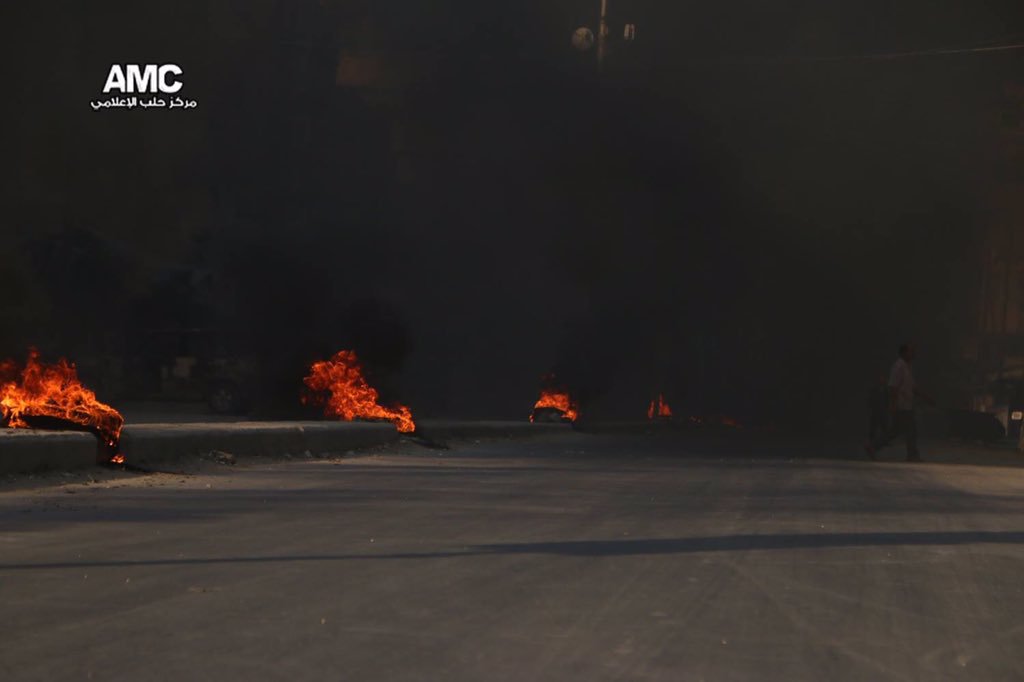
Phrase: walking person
[{"left": 866, "top": 343, "right": 934, "bottom": 461}]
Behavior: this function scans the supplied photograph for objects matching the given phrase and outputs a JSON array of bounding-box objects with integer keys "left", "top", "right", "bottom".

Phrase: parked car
[
  {"left": 969, "top": 378, "right": 1024, "bottom": 442},
  {"left": 123, "top": 328, "right": 258, "bottom": 415}
]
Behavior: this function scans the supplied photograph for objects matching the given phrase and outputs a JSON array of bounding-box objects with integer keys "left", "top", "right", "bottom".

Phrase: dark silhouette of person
[{"left": 866, "top": 343, "right": 935, "bottom": 462}]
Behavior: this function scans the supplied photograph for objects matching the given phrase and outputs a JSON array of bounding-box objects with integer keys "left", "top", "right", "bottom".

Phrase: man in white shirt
[{"left": 866, "top": 343, "right": 933, "bottom": 461}]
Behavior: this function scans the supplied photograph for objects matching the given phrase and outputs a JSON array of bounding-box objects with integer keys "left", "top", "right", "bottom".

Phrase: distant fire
[
  {"left": 0, "top": 349, "right": 124, "bottom": 452},
  {"left": 303, "top": 350, "right": 415, "bottom": 433},
  {"left": 647, "top": 394, "right": 673, "bottom": 419},
  {"left": 530, "top": 375, "right": 578, "bottom": 422}
]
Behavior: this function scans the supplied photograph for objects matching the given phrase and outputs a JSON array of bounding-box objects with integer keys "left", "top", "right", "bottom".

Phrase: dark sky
[{"left": 5, "top": 1, "right": 1024, "bottom": 422}]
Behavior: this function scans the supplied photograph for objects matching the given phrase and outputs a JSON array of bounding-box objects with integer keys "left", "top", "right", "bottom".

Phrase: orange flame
[
  {"left": 530, "top": 376, "right": 578, "bottom": 422},
  {"left": 647, "top": 394, "right": 673, "bottom": 419},
  {"left": 303, "top": 350, "right": 416, "bottom": 433},
  {"left": 0, "top": 349, "right": 124, "bottom": 449}
]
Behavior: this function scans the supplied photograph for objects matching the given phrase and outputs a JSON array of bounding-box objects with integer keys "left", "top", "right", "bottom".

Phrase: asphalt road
[{"left": 2, "top": 431, "right": 1024, "bottom": 681}]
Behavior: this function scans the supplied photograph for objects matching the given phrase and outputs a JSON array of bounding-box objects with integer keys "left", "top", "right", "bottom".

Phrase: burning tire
[
  {"left": 530, "top": 406, "right": 574, "bottom": 423},
  {"left": 529, "top": 375, "right": 578, "bottom": 423},
  {"left": 303, "top": 350, "right": 416, "bottom": 433}
]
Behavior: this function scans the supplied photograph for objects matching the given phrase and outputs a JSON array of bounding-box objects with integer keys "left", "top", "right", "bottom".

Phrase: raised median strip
[
  {"left": 414, "top": 420, "right": 571, "bottom": 442},
  {"left": 1, "top": 419, "right": 574, "bottom": 474},
  {"left": 0, "top": 429, "right": 101, "bottom": 474},
  {"left": 118, "top": 421, "right": 402, "bottom": 468}
]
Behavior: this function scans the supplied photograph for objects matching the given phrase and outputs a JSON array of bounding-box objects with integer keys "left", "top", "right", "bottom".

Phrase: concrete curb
[
  {"left": 414, "top": 420, "right": 571, "bottom": 442},
  {"left": 1, "top": 419, "right": 574, "bottom": 474},
  {"left": 0, "top": 430, "right": 101, "bottom": 474},
  {"left": 119, "top": 421, "right": 401, "bottom": 468}
]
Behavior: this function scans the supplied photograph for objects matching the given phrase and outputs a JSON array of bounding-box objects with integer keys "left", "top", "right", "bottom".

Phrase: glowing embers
[
  {"left": 647, "top": 394, "right": 673, "bottom": 420},
  {"left": 303, "top": 350, "right": 415, "bottom": 433},
  {"left": 530, "top": 375, "right": 578, "bottom": 423},
  {"left": 0, "top": 349, "right": 124, "bottom": 454}
]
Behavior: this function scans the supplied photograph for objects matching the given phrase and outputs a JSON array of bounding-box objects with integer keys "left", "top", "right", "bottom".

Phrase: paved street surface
[{"left": 3, "top": 431, "right": 1024, "bottom": 681}]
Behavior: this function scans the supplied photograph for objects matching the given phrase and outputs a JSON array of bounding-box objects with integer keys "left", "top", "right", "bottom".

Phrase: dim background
[{"left": 4, "top": 1, "right": 1024, "bottom": 426}]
